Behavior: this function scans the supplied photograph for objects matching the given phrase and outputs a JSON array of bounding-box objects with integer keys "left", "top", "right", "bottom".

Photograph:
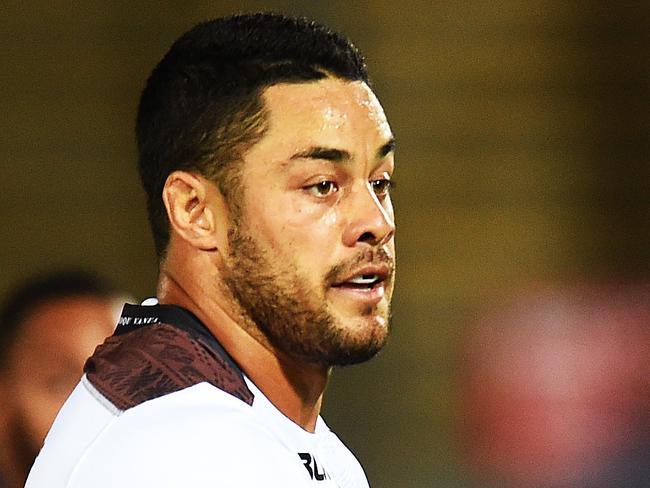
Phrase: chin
[{"left": 323, "top": 312, "right": 390, "bottom": 367}]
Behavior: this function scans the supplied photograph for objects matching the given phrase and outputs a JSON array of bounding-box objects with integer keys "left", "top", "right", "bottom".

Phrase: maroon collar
[{"left": 84, "top": 303, "right": 254, "bottom": 410}]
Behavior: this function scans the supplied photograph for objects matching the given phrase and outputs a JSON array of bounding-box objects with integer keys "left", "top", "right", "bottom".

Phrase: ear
[{"left": 162, "top": 171, "right": 225, "bottom": 251}]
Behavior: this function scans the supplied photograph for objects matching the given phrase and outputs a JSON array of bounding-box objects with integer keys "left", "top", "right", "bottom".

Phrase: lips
[{"left": 330, "top": 264, "right": 391, "bottom": 291}]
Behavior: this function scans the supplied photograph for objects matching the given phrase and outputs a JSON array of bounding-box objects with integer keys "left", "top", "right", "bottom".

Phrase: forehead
[
  {"left": 255, "top": 78, "right": 392, "bottom": 154},
  {"left": 13, "top": 297, "right": 116, "bottom": 354}
]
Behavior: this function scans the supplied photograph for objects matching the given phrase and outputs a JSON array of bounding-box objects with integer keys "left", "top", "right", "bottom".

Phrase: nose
[{"left": 342, "top": 184, "right": 395, "bottom": 247}]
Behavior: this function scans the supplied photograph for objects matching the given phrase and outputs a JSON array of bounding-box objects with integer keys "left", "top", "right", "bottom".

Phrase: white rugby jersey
[{"left": 26, "top": 304, "right": 369, "bottom": 488}]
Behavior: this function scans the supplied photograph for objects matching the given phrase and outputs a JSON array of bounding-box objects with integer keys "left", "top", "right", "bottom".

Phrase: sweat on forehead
[{"left": 253, "top": 79, "right": 393, "bottom": 163}]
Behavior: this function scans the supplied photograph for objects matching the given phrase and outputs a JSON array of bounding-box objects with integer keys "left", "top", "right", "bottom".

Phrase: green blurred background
[{"left": 1, "top": 2, "right": 649, "bottom": 486}]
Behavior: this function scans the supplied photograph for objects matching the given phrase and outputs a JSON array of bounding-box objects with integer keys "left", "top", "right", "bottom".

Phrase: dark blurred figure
[
  {"left": 460, "top": 282, "right": 650, "bottom": 488},
  {"left": 0, "top": 270, "right": 126, "bottom": 487}
]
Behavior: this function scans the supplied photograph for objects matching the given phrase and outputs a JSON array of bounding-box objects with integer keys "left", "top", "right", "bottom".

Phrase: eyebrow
[
  {"left": 379, "top": 138, "right": 396, "bottom": 158},
  {"left": 290, "top": 137, "right": 396, "bottom": 163}
]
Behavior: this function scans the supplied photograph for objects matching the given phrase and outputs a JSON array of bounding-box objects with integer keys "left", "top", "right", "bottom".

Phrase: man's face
[
  {"left": 1, "top": 297, "right": 118, "bottom": 461},
  {"left": 219, "top": 78, "right": 396, "bottom": 366}
]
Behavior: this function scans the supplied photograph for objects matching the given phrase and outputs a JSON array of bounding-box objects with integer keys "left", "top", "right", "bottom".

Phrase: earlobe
[{"left": 162, "top": 171, "right": 220, "bottom": 251}]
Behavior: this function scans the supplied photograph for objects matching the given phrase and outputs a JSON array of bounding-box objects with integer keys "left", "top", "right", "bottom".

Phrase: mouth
[
  {"left": 333, "top": 273, "right": 385, "bottom": 289},
  {"left": 329, "top": 265, "right": 391, "bottom": 305}
]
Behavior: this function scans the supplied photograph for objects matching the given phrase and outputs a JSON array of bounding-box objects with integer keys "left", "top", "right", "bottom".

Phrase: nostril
[{"left": 358, "top": 232, "right": 376, "bottom": 243}]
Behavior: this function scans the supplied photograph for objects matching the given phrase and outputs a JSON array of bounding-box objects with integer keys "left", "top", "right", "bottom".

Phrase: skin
[
  {"left": 158, "top": 77, "right": 396, "bottom": 432},
  {"left": 0, "top": 296, "right": 119, "bottom": 486}
]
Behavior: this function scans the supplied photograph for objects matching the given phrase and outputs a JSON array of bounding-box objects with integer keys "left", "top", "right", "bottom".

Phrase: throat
[{"left": 244, "top": 347, "right": 330, "bottom": 433}]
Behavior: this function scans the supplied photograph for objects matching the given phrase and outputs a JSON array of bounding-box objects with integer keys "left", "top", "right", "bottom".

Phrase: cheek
[
  {"left": 250, "top": 196, "right": 341, "bottom": 253},
  {"left": 6, "top": 345, "right": 85, "bottom": 447},
  {"left": 11, "top": 373, "right": 73, "bottom": 446}
]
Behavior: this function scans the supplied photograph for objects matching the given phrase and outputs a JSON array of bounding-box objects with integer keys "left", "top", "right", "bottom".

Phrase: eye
[
  {"left": 306, "top": 180, "right": 339, "bottom": 198},
  {"left": 370, "top": 178, "right": 394, "bottom": 197}
]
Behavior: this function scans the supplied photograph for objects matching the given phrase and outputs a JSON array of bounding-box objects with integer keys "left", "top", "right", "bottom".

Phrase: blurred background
[{"left": 1, "top": 1, "right": 649, "bottom": 487}]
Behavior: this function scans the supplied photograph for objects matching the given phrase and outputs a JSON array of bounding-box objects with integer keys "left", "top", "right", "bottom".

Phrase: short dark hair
[
  {"left": 136, "top": 12, "right": 370, "bottom": 257},
  {"left": 0, "top": 270, "right": 119, "bottom": 369}
]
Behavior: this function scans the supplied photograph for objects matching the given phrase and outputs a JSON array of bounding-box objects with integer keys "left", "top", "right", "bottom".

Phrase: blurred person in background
[
  {"left": 460, "top": 282, "right": 650, "bottom": 488},
  {"left": 0, "top": 270, "right": 126, "bottom": 487}
]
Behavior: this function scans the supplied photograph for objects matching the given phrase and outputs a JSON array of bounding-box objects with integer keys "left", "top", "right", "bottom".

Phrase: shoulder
[
  {"left": 67, "top": 384, "right": 304, "bottom": 487},
  {"left": 84, "top": 321, "right": 254, "bottom": 411}
]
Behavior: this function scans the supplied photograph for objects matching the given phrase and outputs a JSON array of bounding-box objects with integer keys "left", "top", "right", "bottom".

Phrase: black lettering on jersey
[
  {"left": 298, "top": 453, "right": 330, "bottom": 481},
  {"left": 299, "top": 453, "right": 314, "bottom": 479},
  {"left": 313, "top": 456, "right": 327, "bottom": 481}
]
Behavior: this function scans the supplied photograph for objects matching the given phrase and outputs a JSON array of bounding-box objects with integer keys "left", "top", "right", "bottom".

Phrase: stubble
[{"left": 220, "top": 223, "right": 392, "bottom": 366}]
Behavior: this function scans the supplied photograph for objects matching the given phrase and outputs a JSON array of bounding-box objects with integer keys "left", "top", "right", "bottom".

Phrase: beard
[{"left": 219, "top": 222, "right": 393, "bottom": 366}]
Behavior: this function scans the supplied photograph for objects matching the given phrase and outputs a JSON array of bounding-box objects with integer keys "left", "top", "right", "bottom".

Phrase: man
[
  {"left": 27, "top": 12, "right": 396, "bottom": 487},
  {"left": 0, "top": 270, "right": 122, "bottom": 487}
]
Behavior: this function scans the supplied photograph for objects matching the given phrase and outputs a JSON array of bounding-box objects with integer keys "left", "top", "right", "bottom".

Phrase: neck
[{"left": 157, "top": 258, "right": 329, "bottom": 432}]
